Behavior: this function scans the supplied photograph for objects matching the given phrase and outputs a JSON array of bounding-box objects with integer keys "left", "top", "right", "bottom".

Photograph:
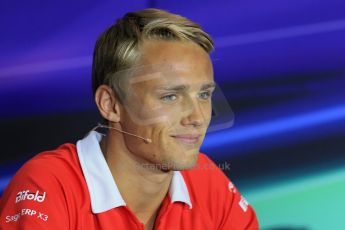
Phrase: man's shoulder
[
  {"left": 7, "top": 143, "right": 82, "bottom": 189},
  {"left": 0, "top": 143, "right": 87, "bottom": 228},
  {"left": 22, "top": 143, "right": 79, "bottom": 173},
  {"left": 1, "top": 143, "right": 88, "bottom": 208}
]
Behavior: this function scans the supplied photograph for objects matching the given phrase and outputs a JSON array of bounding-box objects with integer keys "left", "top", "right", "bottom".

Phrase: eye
[
  {"left": 160, "top": 94, "right": 177, "bottom": 102},
  {"left": 198, "top": 91, "right": 212, "bottom": 100}
]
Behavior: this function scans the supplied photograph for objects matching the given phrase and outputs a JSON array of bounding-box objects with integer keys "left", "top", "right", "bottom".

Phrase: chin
[{"left": 170, "top": 153, "right": 199, "bottom": 171}]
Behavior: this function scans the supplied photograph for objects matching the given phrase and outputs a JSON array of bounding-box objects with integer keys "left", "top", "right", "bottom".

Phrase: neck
[{"left": 100, "top": 130, "right": 172, "bottom": 228}]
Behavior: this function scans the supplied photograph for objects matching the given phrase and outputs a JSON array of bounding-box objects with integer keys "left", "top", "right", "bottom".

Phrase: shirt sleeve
[
  {"left": 217, "top": 180, "right": 259, "bottom": 230},
  {"left": 199, "top": 154, "right": 259, "bottom": 230},
  {"left": 0, "top": 160, "right": 69, "bottom": 229}
]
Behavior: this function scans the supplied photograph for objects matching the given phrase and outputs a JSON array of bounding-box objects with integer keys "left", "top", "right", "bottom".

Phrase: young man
[{"left": 0, "top": 8, "right": 258, "bottom": 229}]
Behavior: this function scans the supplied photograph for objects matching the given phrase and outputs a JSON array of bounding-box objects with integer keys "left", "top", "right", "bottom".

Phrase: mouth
[{"left": 170, "top": 134, "right": 201, "bottom": 144}]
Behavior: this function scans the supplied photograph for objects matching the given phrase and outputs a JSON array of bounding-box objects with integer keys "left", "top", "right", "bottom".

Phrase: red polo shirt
[{"left": 0, "top": 131, "right": 258, "bottom": 229}]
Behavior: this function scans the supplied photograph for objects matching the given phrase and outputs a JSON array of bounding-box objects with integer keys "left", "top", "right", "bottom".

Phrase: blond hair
[{"left": 92, "top": 8, "right": 214, "bottom": 100}]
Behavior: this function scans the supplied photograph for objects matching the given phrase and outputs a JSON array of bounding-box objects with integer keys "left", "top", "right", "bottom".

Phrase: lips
[{"left": 171, "top": 134, "right": 200, "bottom": 144}]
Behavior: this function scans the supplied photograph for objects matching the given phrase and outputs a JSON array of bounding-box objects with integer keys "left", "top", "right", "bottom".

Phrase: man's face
[{"left": 119, "top": 40, "right": 214, "bottom": 171}]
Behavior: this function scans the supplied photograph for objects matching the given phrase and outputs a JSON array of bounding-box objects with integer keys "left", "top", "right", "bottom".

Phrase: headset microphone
[{"left": 91, "top": 123, "right": 152, "bottom": 143}]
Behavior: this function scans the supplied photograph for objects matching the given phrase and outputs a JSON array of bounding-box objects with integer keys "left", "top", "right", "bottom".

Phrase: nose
[{"left": 181, "top": 98, "right": 208, "bottom": 127}]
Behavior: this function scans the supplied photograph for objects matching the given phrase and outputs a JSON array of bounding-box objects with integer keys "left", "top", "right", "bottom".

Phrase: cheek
[
  {"left": 201, "top": 102, "right": 213, "bottom": 121},
  {"left": 138, "top": 105, "right": 181, "bottom": 126},
  {"left": 206, "top": 109, "right": 213, "bottom": 124},
  {"left": 125, "top": 124, "right": 175, "bottom": 162},
  {"left": 125, "top": 95, "right": 181, "bottom": 126}
]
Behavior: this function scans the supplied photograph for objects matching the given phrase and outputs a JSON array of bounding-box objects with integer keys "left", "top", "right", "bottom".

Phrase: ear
[{"left": 95, "top": 85, "right": 121, "bottom": 123}]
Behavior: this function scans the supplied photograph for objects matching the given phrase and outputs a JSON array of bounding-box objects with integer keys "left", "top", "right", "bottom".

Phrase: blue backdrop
[{"left": 1, "top": 1, "right": 345, "bottom": 229}]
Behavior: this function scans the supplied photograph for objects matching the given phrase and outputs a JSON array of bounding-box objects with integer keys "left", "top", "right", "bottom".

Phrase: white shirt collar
[{"left": 76, "top": 131, "right": 192, "bottom": 214}]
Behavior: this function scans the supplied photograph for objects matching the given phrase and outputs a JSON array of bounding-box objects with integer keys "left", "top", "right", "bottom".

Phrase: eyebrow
[
  {"left": 156, "top": 82, "right": 216, "bottom": 91},
  {"left": 201, "top": 82, "right": 216, "bottom": 90},
  {"left": 157, "top": 85, "right": 187, "bottom": 91}
]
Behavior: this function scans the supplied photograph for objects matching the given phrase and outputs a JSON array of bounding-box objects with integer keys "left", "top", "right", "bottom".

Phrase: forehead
[
  {"left": 127, "top": 65, "right": 212, "bottom": 89},
  {"left": 128, "top": 40, "right": 214, "bottom": 87},
  {"left": 139, "top": 40, "right": 212, "bottom": 68}
]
